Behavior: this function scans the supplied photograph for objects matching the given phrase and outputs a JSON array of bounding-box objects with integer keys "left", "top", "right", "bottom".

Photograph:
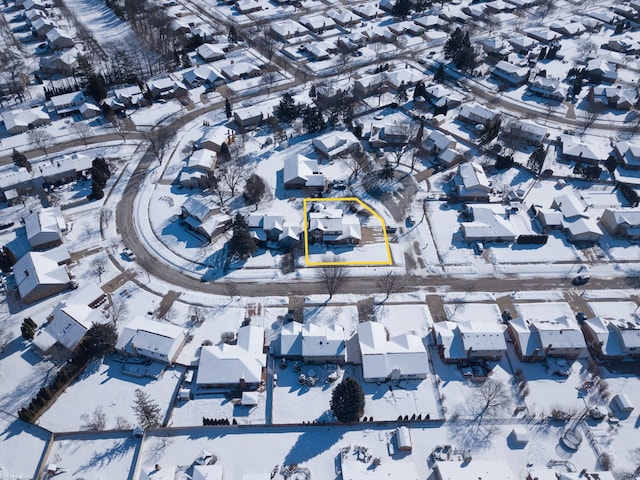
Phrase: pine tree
[
  {"left": 12, "top": 149, "right": 31, "bottom": 172},
  {"left": 395, "top": 81, "right": 408, "bottom": 104},
  {"left": 132, "top": 388, "right": 162, "bottom": 430},
  {"left": 225, "top": 98, "right": 232, "bottom": 119},
  {"left": 243, "top": 174, "right": 266, "bottom": 209},
  {"left": 391, "top": 0, "right": 411, "bottom": 18},
  {"left": 91, "top": 157, "right": 111, "bottom": 189},
  {"left": 90, "top": 182, "right": 104, "bottom": 200},
  {"left": 302, "top": 106, "right": 325, "bottom": 133},
  {"left": 87, "top": 73, "right": 107, "bottom": 102},
  {"left": 330, "top": 377, "right": 365, "bottom": 423},
  {"left": 81, "top": 323, "right": 118, "bottom": 358},
  {"left": 228, "top": 26, "right": 238, "bottom": 43},
  {"left": 229, "top": 213, "right": 257, "bottom": 259},
  {"left": 444, "top": 27, "right": 465, "bottom": 60},
  {"left": 434, "top": 63, "right": 446, "bottom": 83},
  {"left": 276, "top": 92, "right": 299, "bottom": 122}
]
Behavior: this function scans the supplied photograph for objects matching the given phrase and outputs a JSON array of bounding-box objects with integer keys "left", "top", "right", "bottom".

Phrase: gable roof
[
  {"left": 283, "top": 155, "right": 324, "bottom": 187},
  {"left": 116, "top": 317, "right": 186, "bottom": 359},
  {"left": 14, "top": 247, "right": 70, "bottom": 300}
]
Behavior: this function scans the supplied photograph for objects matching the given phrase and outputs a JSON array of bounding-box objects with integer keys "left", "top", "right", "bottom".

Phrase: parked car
[
  {"left": 122, "top": 247, "right": 136, "bottom": 261},
  {"left": 572, "top": 275, "right": 589, "bottom": 286}
]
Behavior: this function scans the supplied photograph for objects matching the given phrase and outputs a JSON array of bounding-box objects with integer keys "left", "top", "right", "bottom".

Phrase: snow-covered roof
[
  {"left": 271, "top": 19, "right": 309, "bottom": 38},
  {"left": 181, "top": 196, "right": 217, "bottom": 223},
  {"left": 312, "top": 131, "right": 358, "bottom": 156},
  {"left": 551, "top": 193, "right": 588, "bottom": 219},
  {"left": 458, "top": 162, "right": 490, "bottom": 191},
  {"left": 186, "top": 149, "right": 216, "bottom": 172},
  {"left": 358, "top": 321, "right": 428, "bottom": 380},
  {"left": 457, "top": 321, "right": 507, "bottom": 354},
  {"left": 2, "top": 107, "right": 50, "bottom": 132},
  {"left": 199, "top": 125, "right": 231, "bottom": 149},
  {"left": 116, "top": 317, "right": 186, "bottom": 360},
  {"left": 614, "top": 141, "right": 640, "bottom": 168},
  {"left": 461, "top": 205, "right": 518, "bottom": 242},
  {"left": 279, "top": 321, "right": 303, "bottom": 356},
  {"left": 196, "top": 43, "right": 226, "bottom": 61},
  {"left": 50, "top": 90, "right": 85, "bottom": 109},
  {"left": 583, "top": 316, "right": 625, "bottom": 357},
  {"left": 24, "top": 207, "right": 65, "bottom": 248},
  {"left": 14, "top": 247, "right": 70, "bottom": 301},
  {"left": 531, "top": 316, "right": 586, "bottom": 350},
  {"left": 220, "top": 62, "right": 260, "bottom": 80},
  {"left": 193, "top": 465, "right": 224, "bottom": 480},
  {"left": 301, "top": 323, "right": 345, "bottom": 359},
  {"left": 283, "top": 154, "right": 324, "bottom": 187},
  {"left": 197, "top": 325, "right": 266, "bottom": 386},
  {"left": 34, "top": 152, "right": 93, "bottom": 180}
]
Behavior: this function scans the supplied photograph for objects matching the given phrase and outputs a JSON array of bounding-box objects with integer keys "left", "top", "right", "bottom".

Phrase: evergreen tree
[
  {"left": 330, "top": 377, "right": 365, "bottom": 423},
  {"left": 243, "top": 174, "right": 266, "bottom": 209},
  {"left": 12, "top": 148, "right": 31, "bottom": 172},
  {"left": 391, "top": 0, "right": 411, "bottom": 18},
  {"left": 444, "top": 27, "right": 465, "bottom": 60},
  {"left": 229, "top": 213, "right": 256, "bottom": 259},
  {"left": 132, "top": 388, "right": 162, "bottom": 430},
  {"left": 89, "top": 182, "right": 104, "bottom": 200},
  {"left": 527, "top": 143, "right": 546, "bottom": 172},
  {"left": 302, "top": 106, "right": 325, "bottom": 133},
  {"left": 0, "top": 247, "right": 12, "bottom": 273},
  {"left": 276, "top": 92, "right": 299, "bottom": 122},
  {"left": 87, "top": 73, "right": 107, "bottom": 102},
  {"left": 181, "top": 52, "right": 191, "bottom": 69},
  {"left": 434, "top": 63, "right": 446, "bottom": 83},
  {"left": 225, "top": 98, "right": 232, "bottom": 119},
  {"left": 91, "top": 157, "right": 111, "bottom": 189},
  {"left": 219, "top": 142, "right": 231, "bottom": 162},
  {"left": 380, "top": 161, "right": 395, "bottom": 181},
  {"left": 81, "top": 323, "right": 118, "bottom": 358},
  {"left": 395, "top": 81, "right": 408, "bottom": 104},
  {"left": 309, "top": 84, "right": 317, "bottom": 100},
  {"left": 228, "top": 25, "right": 238, "bottom": 43},
  {"left": 605, "top": 155, "right": 617, "bottom": 174}
]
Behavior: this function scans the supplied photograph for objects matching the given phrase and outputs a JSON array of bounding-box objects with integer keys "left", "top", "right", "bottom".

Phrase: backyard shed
[
  {"left": 396, "top": 426, "right": 413, "bottom": 451},
  {"left": 612, "top": 393, "right": 634, "bottom": 413}
]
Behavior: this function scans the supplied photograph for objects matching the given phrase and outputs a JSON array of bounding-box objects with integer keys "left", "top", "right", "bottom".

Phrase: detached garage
[{"left": 611, "top": 393, "right": 634, "bottom": 413}]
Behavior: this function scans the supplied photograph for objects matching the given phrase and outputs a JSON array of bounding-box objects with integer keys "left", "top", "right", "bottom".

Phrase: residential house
[
  {"left": 196, "top": 325, "right": 266, "bottom": 389},
  {"left": 182, "top": 65, "right": 225, "bottom": 89},
  {"left": 386, "top": 70, "right": 423, "bottom": 91},
  {"left": 13, "top": 246, "right": 72, "bottom": 304},
  {"left": 39, "top": 48, "right": 79, "bottom": 75},
  {"left": 220, "top": 62, "right": 261, "bottom": 82},
  {"left": 357, "top": 321, "right": 429, "bottom": 383},
  {"left": 178, "top": 148, "right": 216, "bottom": 188},
  {"left": 613, "top": 141, "right": 640, "bottom": 170},
  {"left": 433, "top": 320, "right": 507, "bottom": 363},
  {"left": 271, "top": 19, "right": 309, "bottom": 40},
  {"left": 116, "top": 317, "right": 188, "bottom": 364},
  {"left": 308, "top": 204, "right": 361, "bottom": 245},
  {"left": 414, "top": 15, "right": 448, "bottom": 30},
  {"left": 195, "top": 43, "right": 226, "bottom": 62},
  {"left": 146, "top": 77, "right": 188, "bottom": 100},
  {"left": 35, "top": 152, "right": 92, "bottom": 185},
  {"left": 423, "top": 85, "right": 464, "bottom": 109},
  {"left": 507, "top": 315, "right": 587, "bottom": 362},
  {"left": 312, "top": 131, "right": 358, "bottom": 160},
  {"left": 50, "top": 91, "right": 86, "bottom": 115},
  {"left": 46, "top": 28, "right": 75, "bottom": 50},
  {"left": 527, "top": 77, "right": 568, "bottom": 102},
  {"left": 559, "top": 135, "right": 601, "bottom": 165},
  {"left": 354, "top": 73, "right": 387, "bottom": 97},
  {"left": 286, "top": 323, "right": 347, "bottom": 364},
  {"left": 508, "top": 35, "right": 536, "bottom": 54},
  {"left": 600, "top": 207, "right": 640, "bottom": 239},
  {"left": 306, "top": 41, "right": 334, "bottom": 61},
  {"left": 481, "top": 38, "right": 512, "bottom": 57},
  {"left": 0, "top": 167, "right": 33, "bottom": 200},
  {"left": 503, "top": 120, "right": 548, "bottom": 145},
  {"left": 534, "top": 193, "right": 602, "bottom": 243},
  {"left": 2, "top": 106, "right": 51, "bottom": 135},
  {"left": 460, "top": 204, "right": 520, "bottom": 243},
  {"left": 491, "top": 60, "right": 530, "bottom": 86},
  {"left": 283, "top": 155, "right": 325, "bottom": 191},
  {"left": 328, "top": 9, "right": 360, "bottom": 27},
  {"left": 582, "top": 316, "right": 640, "bottom": 361},
  {"left": 236, "top": 0, "right": 263, "bottom": 14},
  {"left": 524, "top": 27, "right": 560, "bottom": 44},
  {"left": 458, "top": 104, "right": 498, "bottom": 127},
  {"left": 247, "top": 212, "right": 301, "bottom": 249},
  {"left": 25, "top": 207, "right": 66, "bottom": 250},
  {"left": 592, "top": 86, "right": 636, "bottom": 111},
  {"left": 113, "top": 85, "right": 146, "bottom": 108},
  {"left": 180, "top": 196, "right": 232, "bottom": 241},
  {"left": 549, "top": 21, "right": 586, "bottom": 37},
  {"left": 198, "top": 125, "right": 233, "bottom": 152},
  {"left": 362, "top": 25, "right": 395, "bottom": 43},
  {"left": 78, "top": 102, "right": 101, "bottom": 119},
  {"left": 300, "top": 14, "right": 336, "bottom": 33},
  {"left": 422, "top": 130, "right": 470, "bottom": 167},
  {"left": 233, "top": 104, "right": 271, "bottom": 129},
  {"left": 585, "top": 58, "right": 617, "bottom": 83},
  {"left": 352, "top": 4, "right": 382, "bottom": 20},
  {"left": 33, "top": 283, "right": 107, "bottom": 353},
  {"left": 455, "top": 162, "right": 492, "bottom": 202},
  {"left": 31, "top": 16, "right": 55, "bottom": 36}
]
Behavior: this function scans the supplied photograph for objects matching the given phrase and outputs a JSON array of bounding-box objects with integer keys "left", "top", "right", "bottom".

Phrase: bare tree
[
  {"left": 92, "top": 256, "right": 107, "bottom": 283},
  {"left": 28, "top": 129, "right": 54, "bottom": 156},
  {"left": 473, "top": 379, "right": 511, "bottom": 420},
  {"left": 224, "top": 281, "right": 239, "bottom": 301},
  {"left": 220, "top": 331, "right": 236, "bottom": 344},
  {"left": 579, "top": 102, "right": 603, "bottom": 134},
  {"left": 143, "top": 127, "right": 173, "bottom": 164},
  {"left": 71, "top": 121, "right": 93, "bottom": 146},
  {"left": 111, "top": 118, "right": 131, "bottom": 142},
  {"left": 189, "top": 305, "right": 206, "bottom": 326},
  {"left": 377, "top": 270, "right": 407, "bottom": 301},
  {"left": 346, "top": 156, "right": 364, "bottom": 185},
  {"left": 317, "top": 263, "right": 347, "bottom": 298},
  {"left": 115, "top": 416, "right": 132, "bottom": 429},
  {"left": 261, "top": 70, "right": 279, "bottom": 98},
  {"left": 500, "top": 121, "right": 527, "bottom": 158},
  {"left": 536, "top": 0, "right": 555, "bottom": 21},
  {"left": 220, "top": 161, "right": 248, "bottom": 198},
  {"left": 108, "top": 296, "right": 129, "bottom": 325},
  {"left": 131, "top": 388, "right": 162, "bottom": 430},
  {"left": 100, "top": 208, "right": 113, "bottom": 228},
  {"left": 81, "top": 405, "right": 107, "bottom": 430}
]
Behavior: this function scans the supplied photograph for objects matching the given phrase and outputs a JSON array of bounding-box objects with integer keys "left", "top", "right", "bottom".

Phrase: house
[
  {"left": 354, "top": 73, "right": 387, "bottom": 97},
  {"left": 110, "top": 85, "right": 146, "bottom": 109},
  {"left": 283, "top": 155, "right": 325, "bottom": 191},
  {"left": 35, "top": 152, "right": 93, "bottom": 185},
  {"left": 508, "top": 35, "right": 536, "bottom": 54},
  {"left": 300, "top": 14, "right": 336, "bottom": 33},
  {"left": 146, "top": 77, "right": 188, "bottom": 100},
  {"left": 600, "top": 207, "right": 640, "bottom": 239},
  {"left": 422, "top": 130, "right": 471, "bottom": 168},
  {"left": 0, "top": 167, "right": 33, "bottom": 200},
  {"left": 271, "top": 19, "right": 309, "bottom": 40},
  {"left": 613, "top": 141, "right": 640, "bottom": 170},
  {"left": 233, "top": 104, "right": 271, "bottom": 129},
  {"left": 585, "top": 58, "right": 617, "bottom": 83},
  {"left": 78, "top": 102, "right": 101, "bottom": 119},
  {"left": 592, "top": 86, "right": 636, "bottom": 111},
  {"left": 352, "top": 3, "right": 382, "bottom": 19},
  {"left": 247, "top": 212, "right": 301, "bottom": 249},
  {"left": 527, "top": 77, "right": 567, "bottom": 102},
  {"left": 377, "top": 124, "right": 414, "bottom": 146},
  {"left": 182, "top": 65, "right": 225, "bottom": 89},
  {"left": 507, "top": 315, "right": 587, "bottom": 362},
  {"left": 433, "top": 320, "right": 507, "bottom": 363},
  {"left": 39, "top": 48, "right": 80, "bottom": 75},
  {"left": 414, "top": 15, "right": 448, "bottom": 30},
  {"left": 491, "top": 61, "right": 530, "bottom": 86},
  {"left": 33, "top": 283, "right": 107, "bottom": 353},
  {"left": 458, "top": 104, "right": 498, "bottom": 127},
  {"left": 236, "top": 0, "right": 263, "bottom": 14},
  {"left": 25, "top": 207, "right": 66, "bottom": 250},
  {"left": 386, "top": 70, "right": 423, "bottom": 91},
  {"left": 503, "top": 120, "right": 548, "bottom": 146},
  {"left": 195, "top": 43, "right": 226, "bottom": 62},
  {"left": 306, "top": 41, "right": 333, "bottom": 61},
  {"left": 279, "top": 321, "right": 303, "bottom": 357},
  {"left": 559, "top": 136, "right": 601, "bottom": 165},
  {"left": 2, "top": 106, "right": 51, "bottom": 135},
  {"left": 13, "top": 246, "right": 72, "bottom": 304},
  {"left": 220, "top": 62, "right": 261, "bottom": 82},
  {"left": 536, "top": 193, "right": 602, "bottom": 242},
  {"left": 524, "top": 27, "right": 560, "bottom": 44},
  {"left": 460, "top": 205, "right": 519, "bottom": 243},
  {"left": 582, "top": 316, "right": 640, "bottom": 361},
  {"left": 180, "top": 196, "right": 232, "bottom": 241},
  {"left": 455, "top": 162, "right": 492, "bottom": 202},
  {"left": 312, "top": 131, "right": 358, "bottom": 160},
  {"left": 50, "top": 91, "right": 85, "bottom": 115},
  {"left": 328, "top": 9, "right": 360, "bottom": 27},
  {"left": 116, "top": 317, "right": 188, "bottom": 364},
  {"left": 31, "top": 16, "right": 55, "bottom": 36},
  {"left": 300, "top": 323, "right": 346, "bottom": 364},
  {"left": 481, "top": 37, "right": 512, "bottom": 57},
  {"left": 46, "top": 28, "right": 75, "bottom": 50},
  {"left": 196, "top": 325, "right": 266, "bottom": 389},
  {"left": 549, "top": 21, "right": 585, "bottom": 37},
  {"left": 357, "top": 321, "right": 429, "bottom": 383},
  {"left": 423, "top": 85, "right": 464, "bottom": 109},
  {"left": 435, "top": 460, "right": 516, "bottom": 480},
  {"left": 198, "top": 125, "right": 233, "bottom": 152},
  {"left": 178, "top": 149, "right": 216, "bottom": 188},
  {"left": 308, "top": 204, "right": 361, "bottom": 245}
]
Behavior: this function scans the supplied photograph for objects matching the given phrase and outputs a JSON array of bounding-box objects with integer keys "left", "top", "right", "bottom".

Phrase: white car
[{"left": 122, "top": 247, "right": 136, "bottom": 261}]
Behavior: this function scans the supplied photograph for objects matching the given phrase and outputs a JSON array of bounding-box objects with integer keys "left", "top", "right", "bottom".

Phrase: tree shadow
[
  {"left": 284, "top": 416, "right": 344, "bottom": 465},
  {"left": 74, "top": 437, "right": 137, "bottom": 475}
]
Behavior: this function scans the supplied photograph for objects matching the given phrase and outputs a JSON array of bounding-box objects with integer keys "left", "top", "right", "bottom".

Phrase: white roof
[
  {"left": 280, "top": 321, "right": 303, "bottom": 356},
  {"left": 583, "top": 317, "right": 625, "bottom": 357},
  {"left": 193, "top": 465, "right": 224, "bottom": 480},
  {"left": 197, "top": 325, "right": 266, "bottom": 386},
  {"left": 532, "top": 316, "right": 586, "bottom": 350},
  {"left": 552, "top": 193, "right": 587, "bottom": 219},
  {"left": 458, "top": 320, "right": 507, "bottom": 353},
  {"left": 45, "top": 296, "right": 108, "bottom": 351},
  {"left": 25, "top": 207, "right": 65, "bottom": 248},
  {"left": 221, "top": 62, "right": 260, "bottom": 79},
  {"left": 312, "top": 131, "right": 358, "bottom": 156},
  {"left": 458, "top": 162, "right": 490, "bottom": 190},
  {"left": 341, "top": 457, "right": 420, "bottom": 479},
  {"left": 493, "top": 60, "right": 529, "bottom": 77},
  {"left": 461, "top": 205, "right": 517, "bottom": 241},
  {"left": 196, "top": 43, "right": 226, "bottom": 60},
  {"left": 181, "top": 196, "right": 217, "bottom": 223},
  {"left": 301, "top": 323, "right": 345, "bottom": 359},
  {"left": 199, "top": 126, "right": 231, "bottom": 148},
  {"left": 358, "top": 322, "right": 428, "bottom": 380},
  {"left": 0, "top": 166, "right": 32, "bottom": 189},
  {"left": 187, "top": 149, "right": 216, "bottom": 172},
  {"left": 283, "top": 155, "right": 324, "bottom": 187},
  {"left": 33, "top": 153, "right": 92, "bottom": 180},
  {"left": 50, "top": 90, "right": 85, "bottom": 108},
  {"left": 14, "top": 248, "right": 70, "bottom": 301},
  {"left": 2, "top": 107, "right": 50, "bottom": 132},
  {"left": 116, "top": 317, "right": 186, "bottom": 358},
  {"left": 271, "top": 19, "right": 309, "bottom": 37}
]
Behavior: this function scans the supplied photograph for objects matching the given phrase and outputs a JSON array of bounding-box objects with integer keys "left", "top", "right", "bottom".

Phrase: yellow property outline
[{"left": 303, "top": 197, "right": 393, "bottom": 267}]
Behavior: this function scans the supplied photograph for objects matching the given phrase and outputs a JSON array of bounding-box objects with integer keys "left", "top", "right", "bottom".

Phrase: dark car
[{"left": 572, "top": 275, "right": 590, "bottom": 286}]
